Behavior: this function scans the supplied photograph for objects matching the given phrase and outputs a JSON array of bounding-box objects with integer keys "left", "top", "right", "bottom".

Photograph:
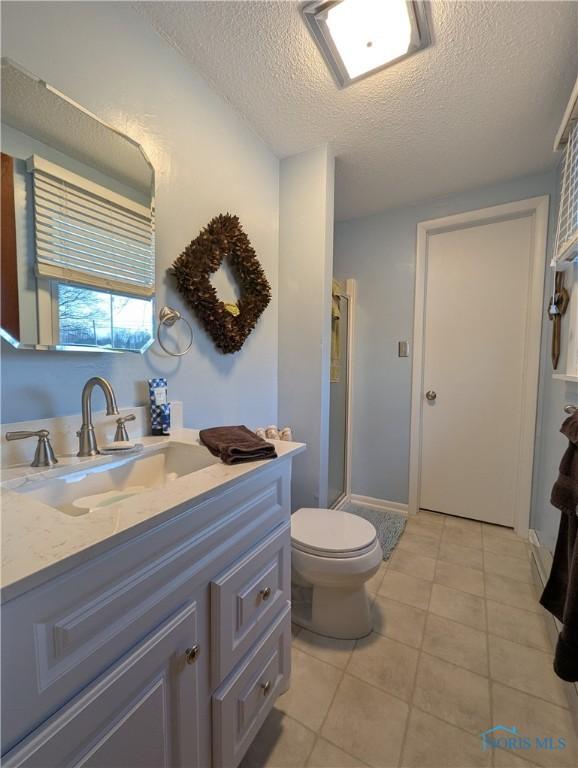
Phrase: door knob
[
  {"left": 185, "top": 644, "right": 201, "bottom": 664},
  {"left": 425, "top": 390, "right": 437, "bottom": 402},
  {"left": 259, "top": 586, "right": 272, "bottom": 601}
]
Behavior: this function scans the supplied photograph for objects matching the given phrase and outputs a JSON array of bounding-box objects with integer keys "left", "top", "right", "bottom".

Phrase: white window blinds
[
  {"left": 28, "top": 156, "right": 155, "bottom": 297},
  {"left": 554, "top": 121, "right": 578, "bottom": 267}
]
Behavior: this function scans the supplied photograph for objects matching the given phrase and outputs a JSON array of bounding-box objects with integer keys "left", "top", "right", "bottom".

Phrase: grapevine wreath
[{"left": 170, "top": 213, "right": 271, "bottom": 354}]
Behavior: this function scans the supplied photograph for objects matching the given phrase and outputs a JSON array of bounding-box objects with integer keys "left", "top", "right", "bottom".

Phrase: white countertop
[{"left": 1, "top": 429, "right": 305, "bottom": 603}]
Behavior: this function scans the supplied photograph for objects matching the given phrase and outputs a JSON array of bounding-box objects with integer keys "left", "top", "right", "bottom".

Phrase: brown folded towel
[
  {"left": 540, "top": 411, "right": 578, "bottom": 682},
  {"left": 199, "top": 425, "right": 277, "bottom": 465}
]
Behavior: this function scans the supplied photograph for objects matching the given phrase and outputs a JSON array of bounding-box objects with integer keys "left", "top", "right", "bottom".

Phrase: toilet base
[{"left": 291, "top": 583, "right": 373, "bottom": 640}]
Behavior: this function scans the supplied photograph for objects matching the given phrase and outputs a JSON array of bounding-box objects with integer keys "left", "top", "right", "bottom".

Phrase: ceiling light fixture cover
[{"left": 302, "top": 0, "right": 430, "bottom": 88}]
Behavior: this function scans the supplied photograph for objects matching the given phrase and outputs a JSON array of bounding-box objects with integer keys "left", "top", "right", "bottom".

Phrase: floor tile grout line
[
  {"left": 401, "top": 633, "right": 571, "bottom": 714},
  {"left": 405, "top": 704, "right": 506, "bottom": 764},
  {"left": 426, "top": 597, "right": 487, "bottom": 634},
  {"left": 483, "top": 537, "right": 571, "bottom": 714},
  {"left": 308, "top": 655, "right": 349, "bottom": 761},
  {"left": 396, "top": 512, "right": 442, "bottom": 768},
  {"left": 482, "top": 595, "right": 544, "bottom": 618},
  {"left": 302, "top": 733, "right": 319, "bottom": 767},
  {"left": 483, "top": 570, "right": 536, "bottom": 587},
  {"left": 274, "top": 709, "right": 318, "bottom": 738},
  {"left": 486, "top": 630, "right": 565, "bottom": 662},
  {"left": 381, "top": 566, "right": 434, "bottom": 584},
  {"left": 290, "top": 637, "right": 353, "bottom": 673},
  {"left": 374, "top": 589, "right": 430, "bottom": 614},
  {"left": 286, "top": 514, "right": 566, "bottom": 768},
  {"left": 312, "top": 730, "right": 373, "bottom": 767},
  {"left": 490, "top": 677, "right": 572, "bottom": 712},
  {"left": 319, "top": 623, "right": 360, "bottom": 725},
  {"left": 400, "top": 516, "right": 568, "bottom": 755},
  {"left": 372, "top": 600, "right": 548, "bottom": 678},
  {"left": 482, "top": 545, "right": 533, "bottom": 563},
  {"left": 417, "top": 646, "right": 490, "bottom": 680},
  {"left": 483, "top": 609, "right": 553, "bottom": 653},
  {"left": 287, "top": 632, "right": 375, "bottom": 767},
  {"left": 293, "top": 552, "right": 565, "bottom": 705}
]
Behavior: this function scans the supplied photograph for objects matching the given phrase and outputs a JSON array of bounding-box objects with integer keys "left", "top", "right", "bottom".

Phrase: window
[
  {"left": 56, "top": 284, "right": 153, "bottom": 351},
  {"left": 554, "top": 121, "right": 578, "bottom": 266},
  {"left": 552, "top": 86, "right": 578, "bottom": 379},
  {"left": 28, "top": 154, "right": 155, "bottom": 353},
  {"left": 28, "top": 155, "right": 155, "bottom": 296}
]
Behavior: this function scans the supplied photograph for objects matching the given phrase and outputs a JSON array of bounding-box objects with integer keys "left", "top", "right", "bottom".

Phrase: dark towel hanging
[
  {"left": 199, "top": 425, "right": 277, "bottom": 465},
  {"left": 540, "top": 411, "right": 578, "bottom": 682}
]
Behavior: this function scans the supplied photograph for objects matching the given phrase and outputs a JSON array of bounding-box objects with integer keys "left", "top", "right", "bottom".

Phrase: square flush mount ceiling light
[{"left": 302, "top": 0, "right": 430, "bottom": 88}]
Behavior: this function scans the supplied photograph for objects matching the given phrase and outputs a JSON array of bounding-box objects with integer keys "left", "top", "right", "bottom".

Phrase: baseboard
[
  {"left": 529, "top": 528, "right": 553, "bottom": 586},
  {"left": 350, "top": 494, "right": 408, "bottom": 515}
]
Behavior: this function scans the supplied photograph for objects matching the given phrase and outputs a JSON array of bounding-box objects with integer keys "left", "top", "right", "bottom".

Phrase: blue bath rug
[{"left": 344, "top": 502, "right": 407, "bottom": 561}]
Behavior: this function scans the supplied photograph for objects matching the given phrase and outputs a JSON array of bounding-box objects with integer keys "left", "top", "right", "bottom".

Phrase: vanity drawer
[
  {"left": 1, "top": 460, "right": 291, "bottom": 755},
  {"left": 211, "top": 522, "right": 290, "bottom": 685},
  {"left": 212, "top": 605, "right": 291, "bottom": 768}
]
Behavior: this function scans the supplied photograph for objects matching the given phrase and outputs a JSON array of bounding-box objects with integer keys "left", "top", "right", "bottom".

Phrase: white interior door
[{"left": 419, "top": 215, "right": 535, "bottom": 526}]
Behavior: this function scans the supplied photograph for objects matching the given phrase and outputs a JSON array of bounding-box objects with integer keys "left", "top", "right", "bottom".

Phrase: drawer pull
[
  {"left": 260, "top": 680, "right": 271, "bottom": 696},
  {"left": 259, "top": 586, "right": 272, "bottom": 601},
  {"left": 185, "top": 644, "right": 201, "bottom": 664}
]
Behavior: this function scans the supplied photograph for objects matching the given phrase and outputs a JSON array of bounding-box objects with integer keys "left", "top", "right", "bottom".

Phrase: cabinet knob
[
  {"left": 185, "top": 644, "right": 201, "bottom": 665},
  {"left": 261, "top": 680, "right": 271, "bottom": 696},
  {"left": 259, "top": 586, "right": 272, "bottom": 601}
]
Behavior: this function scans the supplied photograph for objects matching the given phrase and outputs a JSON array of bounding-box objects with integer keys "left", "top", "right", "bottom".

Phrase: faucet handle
[
  {"left": 6, "top": 430, "right": 58, "bottom": 467},
  {"left": 114, "top": 413, "right": 136, "bottom": 443},
  {"left": 6, "top": 429, "right": 46, "bottom": 440}
]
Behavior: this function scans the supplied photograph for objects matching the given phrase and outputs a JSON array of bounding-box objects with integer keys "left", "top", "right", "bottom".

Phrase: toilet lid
[{"left": 291, "top": 508, "right": 377, "bottom": 558}]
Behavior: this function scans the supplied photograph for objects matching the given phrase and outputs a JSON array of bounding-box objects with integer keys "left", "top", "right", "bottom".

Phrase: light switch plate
[{"left": 398, "top": 341, "right": 409, "bottom": 358}]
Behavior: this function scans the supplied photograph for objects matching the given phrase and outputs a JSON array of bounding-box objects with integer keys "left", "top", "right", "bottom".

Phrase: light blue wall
[
  {"left": 1, "top": 1, "right": 279, "bottom": 429},
  {"left": 278, "top": 146, "right": 334, "bottom": 511},
  {"left": 334, "top": 170, "right": 569, "bottom": 547}
]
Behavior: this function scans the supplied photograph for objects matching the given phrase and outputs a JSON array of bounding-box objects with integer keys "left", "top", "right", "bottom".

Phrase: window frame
[{"left": 36, "top": 277, "right": 155, "bottom": 353}]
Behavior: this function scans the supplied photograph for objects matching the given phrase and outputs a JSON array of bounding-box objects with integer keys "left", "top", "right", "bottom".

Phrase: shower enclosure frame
[{"left": 329, "top": 278, "right": 356, "bottom": 509}]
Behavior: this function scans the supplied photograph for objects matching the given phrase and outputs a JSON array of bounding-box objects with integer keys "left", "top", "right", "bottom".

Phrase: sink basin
[{"left": 18, "top": 441, "right": 219, "bottom": 516}]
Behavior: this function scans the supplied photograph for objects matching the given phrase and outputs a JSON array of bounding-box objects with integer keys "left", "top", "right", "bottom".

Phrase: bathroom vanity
[
  {"left": 0, "top": 54, "right": 300, "bottom": 766},
  {"left": 1, "top": 429, "right": 304, "bottom": 767}
]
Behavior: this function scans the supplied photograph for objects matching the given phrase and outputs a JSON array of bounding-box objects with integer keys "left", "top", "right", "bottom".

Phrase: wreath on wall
[{"left": 170, "top": 213, "right": 271, "bottom": 354}]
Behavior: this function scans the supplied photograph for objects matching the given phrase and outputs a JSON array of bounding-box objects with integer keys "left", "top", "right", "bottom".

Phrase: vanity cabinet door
[{"left": 3, "top": 600, "right": 204, "bottom": 768}]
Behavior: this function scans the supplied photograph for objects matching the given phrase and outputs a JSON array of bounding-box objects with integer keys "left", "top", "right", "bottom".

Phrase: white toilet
[{"left": 291, "top": 507, "right": 383, "bottom": 640}]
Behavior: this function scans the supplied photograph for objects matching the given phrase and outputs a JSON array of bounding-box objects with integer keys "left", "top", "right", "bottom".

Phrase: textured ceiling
[{"left": 136, "top": 1, "right": 578, "bottom": 220}]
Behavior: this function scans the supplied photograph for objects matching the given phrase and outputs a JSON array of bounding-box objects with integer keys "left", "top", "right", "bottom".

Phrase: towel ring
[{"left": 156, "top": 306, "right": 193, "bottom": 357}]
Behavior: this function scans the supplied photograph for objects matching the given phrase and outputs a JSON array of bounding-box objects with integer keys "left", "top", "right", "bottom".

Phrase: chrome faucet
[{"left": 77, "top": 377, "right": 119, "bottom": 457}]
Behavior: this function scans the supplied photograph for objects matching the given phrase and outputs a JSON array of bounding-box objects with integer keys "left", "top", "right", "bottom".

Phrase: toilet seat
[{"left": 291, "top": 508, "right": 378, "bottom": 560}]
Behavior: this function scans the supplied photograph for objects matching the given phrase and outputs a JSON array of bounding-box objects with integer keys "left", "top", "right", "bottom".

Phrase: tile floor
[{"left": 241, "top": 511, "right": 578, "bottom": 768}]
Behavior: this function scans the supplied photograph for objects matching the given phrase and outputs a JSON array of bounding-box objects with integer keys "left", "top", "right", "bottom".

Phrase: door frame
[
  {"left": 408, "top": 196, "right": 549, "bottom": 536},
  {"left": 330, "top": 278, "right": 356, "bottom": 509}
]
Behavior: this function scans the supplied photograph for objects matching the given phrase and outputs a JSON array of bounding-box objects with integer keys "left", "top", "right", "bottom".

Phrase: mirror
[{"left": 0, "top": 59, "right": 155, "bottom": 353}]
